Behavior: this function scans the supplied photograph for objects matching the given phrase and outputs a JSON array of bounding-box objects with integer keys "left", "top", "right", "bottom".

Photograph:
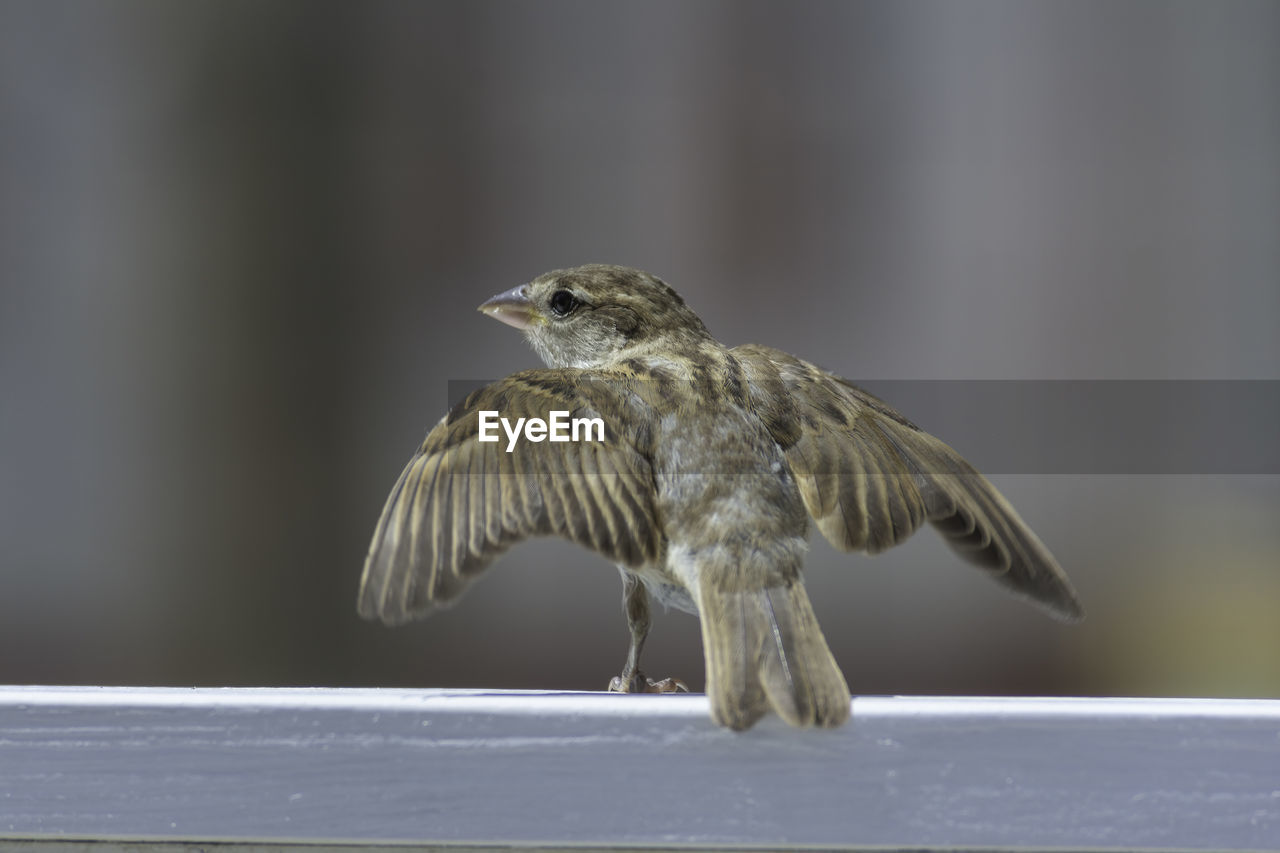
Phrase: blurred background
[{"left": 1, "top": 1, "right": 1277, "bottom": 698}]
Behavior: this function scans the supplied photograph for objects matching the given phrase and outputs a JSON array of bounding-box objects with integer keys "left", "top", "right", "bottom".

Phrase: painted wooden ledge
[{"left": 1, "top": 687, "right": 1278, "bottom": 851}]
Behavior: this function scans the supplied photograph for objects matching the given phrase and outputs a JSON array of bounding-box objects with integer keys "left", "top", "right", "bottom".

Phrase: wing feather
[
  {"left": 358, "top": 370, "right": 661, "bottom": 625},
  {"left": 735, "top": 344, "right": 1083, "bottom": 622}
]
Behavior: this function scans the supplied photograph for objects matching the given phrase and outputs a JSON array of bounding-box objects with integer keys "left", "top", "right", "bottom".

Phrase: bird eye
[{"left": 548, "top": 289, "right": 579, "bottom": 317}]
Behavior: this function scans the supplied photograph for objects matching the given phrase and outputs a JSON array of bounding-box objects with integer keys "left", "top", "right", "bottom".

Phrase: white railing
[{"left": 2, "top": 686, "right": 1278, "bottom": 850}]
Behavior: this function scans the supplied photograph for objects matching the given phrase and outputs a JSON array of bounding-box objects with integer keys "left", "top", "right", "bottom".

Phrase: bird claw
[
  {"left": 644, "top": 677, "right": 690, "bottom": 694},
  {"left": 608, "top": 672, "right": 690, "bottom": 694}
]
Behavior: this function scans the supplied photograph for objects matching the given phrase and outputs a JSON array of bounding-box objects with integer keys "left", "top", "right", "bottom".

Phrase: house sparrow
[{"left": 358, "top": 264, "right": 1083, "bottom": 730}]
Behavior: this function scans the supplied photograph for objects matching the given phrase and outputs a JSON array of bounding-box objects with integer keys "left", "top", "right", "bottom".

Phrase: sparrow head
[{"left": 478, "top": 264, "right": 710, "bottom": 369}]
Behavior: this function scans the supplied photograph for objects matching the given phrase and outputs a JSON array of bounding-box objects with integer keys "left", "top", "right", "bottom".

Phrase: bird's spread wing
[
  {"left": 734, "top": 344, "right": 1083, "bottom": 622},
  {"left": 358, "top": 370, "right": 661, "bottom": 625}
]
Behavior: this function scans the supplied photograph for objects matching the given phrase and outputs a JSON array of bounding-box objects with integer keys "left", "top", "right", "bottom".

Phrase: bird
[{"left": 357, "top": 264, "right": 1083, "bottom": 730}]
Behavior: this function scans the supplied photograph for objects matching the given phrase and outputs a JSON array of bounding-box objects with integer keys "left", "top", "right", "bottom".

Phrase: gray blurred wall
[{"left": 1, "top": 1, "right": 1277, "bottom": 697}]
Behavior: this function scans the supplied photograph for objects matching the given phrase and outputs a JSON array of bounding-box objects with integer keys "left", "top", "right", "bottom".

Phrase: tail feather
[{"left": 699, "top": 580, "right": 850, "bottom": 730}]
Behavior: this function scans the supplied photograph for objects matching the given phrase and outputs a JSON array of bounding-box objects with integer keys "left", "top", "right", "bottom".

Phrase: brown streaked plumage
[{"left": 358, "top": 264, "right": 1083, "bottom": 730}]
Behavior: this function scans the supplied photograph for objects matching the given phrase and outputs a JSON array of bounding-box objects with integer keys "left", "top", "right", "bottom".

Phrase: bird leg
[{"left": 607, "top": 571, "right": 688, "bottom": 694}]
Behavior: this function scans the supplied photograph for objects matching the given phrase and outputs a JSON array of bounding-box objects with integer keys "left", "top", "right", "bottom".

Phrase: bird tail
[{"left": 697, "top": 580, "right": 850, "bottom": 730}]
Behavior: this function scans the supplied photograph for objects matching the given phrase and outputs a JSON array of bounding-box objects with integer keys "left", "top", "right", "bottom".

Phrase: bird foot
[{"left": 607, "top": 672, "right": 689, "bottom": 694}]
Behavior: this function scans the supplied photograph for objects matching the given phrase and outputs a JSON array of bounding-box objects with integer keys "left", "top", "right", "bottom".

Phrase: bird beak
[{"left": 478, "top": 285, "right": 538, "bottom": 330}]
